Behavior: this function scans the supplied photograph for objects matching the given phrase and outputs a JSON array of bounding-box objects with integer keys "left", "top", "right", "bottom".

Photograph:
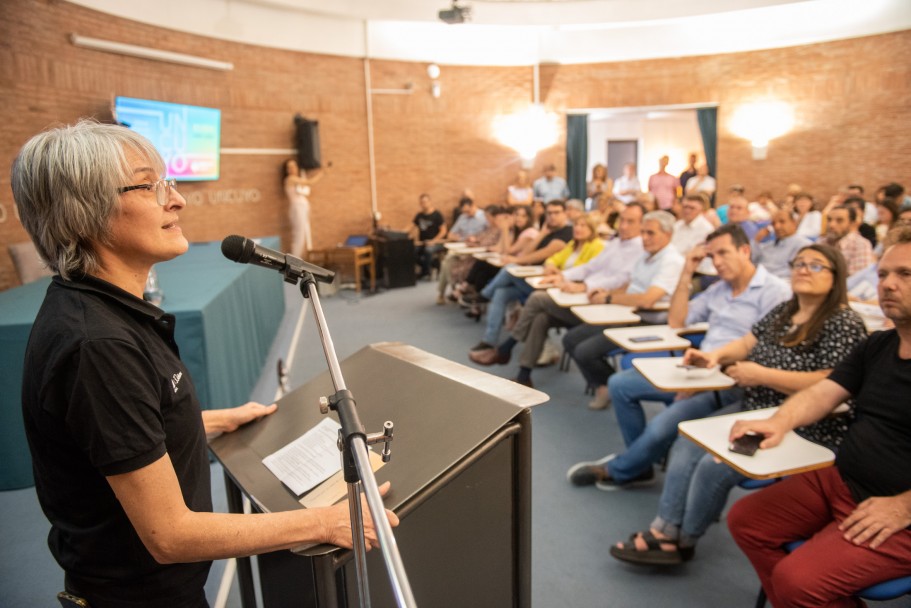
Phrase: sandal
[{"left": 609, "top": 530, "right": 694, "bottom": 566}]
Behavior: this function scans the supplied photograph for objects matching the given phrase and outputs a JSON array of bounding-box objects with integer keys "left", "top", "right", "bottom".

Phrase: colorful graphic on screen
[{"left": 114, "top": 96, "right": 221, "bottom": 181}]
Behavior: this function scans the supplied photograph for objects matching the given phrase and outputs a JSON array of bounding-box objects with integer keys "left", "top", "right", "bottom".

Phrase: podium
[
  {"left": 209, "top": 342, "right": 547, "bottom": 607},
  {"left": 371, "top": 236, "right": 416, "bottom": 289}
]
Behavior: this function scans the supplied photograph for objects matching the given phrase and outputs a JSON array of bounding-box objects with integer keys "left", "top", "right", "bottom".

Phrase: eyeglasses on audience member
[
  {"left": 789, "top": 259, "right": 833, "bottom": 273},
  {"left": 118, "top": 178, "right": 177, "bottom": 206}
]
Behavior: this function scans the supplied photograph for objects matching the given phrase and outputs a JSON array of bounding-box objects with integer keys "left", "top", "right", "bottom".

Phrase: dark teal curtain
[
  {"left": 566, "top": 114, "right": 588, "bottom": 200},
  {"left": 696, "top": 107, "right": 717, "bottom": 177}
]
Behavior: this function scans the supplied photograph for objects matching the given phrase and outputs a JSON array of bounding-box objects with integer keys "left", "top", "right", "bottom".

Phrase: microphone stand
[{"left": 296, "top": 267, "right": 417, "bottom": 608}]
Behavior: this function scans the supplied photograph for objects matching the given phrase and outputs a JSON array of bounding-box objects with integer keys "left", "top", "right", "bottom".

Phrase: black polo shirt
[
  {"left": 22, "top": 275, "right": 212, "bottom": 606},
  {"left": 538, "top": 224, "right": 574, "bottom": 250}
]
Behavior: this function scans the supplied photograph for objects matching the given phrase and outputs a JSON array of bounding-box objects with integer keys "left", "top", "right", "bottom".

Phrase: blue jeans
[
  {"left": 606, "top": 368, "right": 742, "bottom": 483},
  {"left": 562, "top": 324, "right": 617, "bottom": 388},
  {"left": 654, "top": 403, "right": 747, "bottom": 545},
  {"left": 480, "top": 267, "right": 534, "bottom": 345}
]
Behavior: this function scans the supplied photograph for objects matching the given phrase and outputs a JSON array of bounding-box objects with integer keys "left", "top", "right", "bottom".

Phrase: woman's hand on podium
[
  {"left": 320, "top": 481, "right": 400, "bottom": 550},
  {"left": 203, "top": 401, "right": 278, "bottom": 439}
]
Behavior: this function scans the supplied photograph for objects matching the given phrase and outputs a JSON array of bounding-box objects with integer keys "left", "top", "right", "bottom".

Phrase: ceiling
[
  {"left": 240, "top": 0, "right": 812, "bottom": 27},
  {"left": 68, "top": 0, "right": 911, "bottom": 64}
]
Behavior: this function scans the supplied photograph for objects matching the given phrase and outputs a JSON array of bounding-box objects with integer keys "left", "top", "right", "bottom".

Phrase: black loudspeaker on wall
[{"left": 294, "top": 114, "right": 321, "bottom": 170}]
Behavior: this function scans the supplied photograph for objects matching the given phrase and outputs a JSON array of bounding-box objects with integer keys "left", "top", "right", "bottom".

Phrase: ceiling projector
[{"left": 439, "top": 3, "right": 471, "bottom": 24}]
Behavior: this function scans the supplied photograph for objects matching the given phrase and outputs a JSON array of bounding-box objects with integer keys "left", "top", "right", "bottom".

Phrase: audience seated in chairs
[
  {"left": 462, "top": 200, "right": 575, "bottom": 346},
  {"left": 435, "top": 204, "right": 504, "bottom": 304},
  {"left": 566, "top": 224, "right": 790, "bottom": 487},
  {"left": 450, "top": 205, "right": 539, "bottom": 306},
  {"left": 560, "top": 210, "right": 686, "bottom": 411},
  {"left": 469, "top": 204, "right": 646, "bottom": 387},
  {"left": 467, "top": 209, "right": 602, "bottom": 328},
  {"left": 608, "top": 244, "right": 866, "bottom": 566},
  {"left": 727, "top": 226, "right": 911, "bottom": 606}
]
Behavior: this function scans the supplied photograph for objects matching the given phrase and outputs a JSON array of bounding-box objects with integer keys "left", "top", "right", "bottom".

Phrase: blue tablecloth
[{"left": 0, "top": 238, "right": 285, "bottom": 490}]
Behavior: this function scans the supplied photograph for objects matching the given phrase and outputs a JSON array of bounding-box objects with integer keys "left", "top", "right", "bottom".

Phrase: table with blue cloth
[{"left": 0, "top": 237, "right": 285, "bottom": 490}]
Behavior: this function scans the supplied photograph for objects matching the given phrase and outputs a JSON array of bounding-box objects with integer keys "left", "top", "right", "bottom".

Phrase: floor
[{"left": 2, "top": 277, "right": 909, "bottom": 607}]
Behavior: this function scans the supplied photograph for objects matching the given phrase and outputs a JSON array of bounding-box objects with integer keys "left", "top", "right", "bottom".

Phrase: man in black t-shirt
[
  {"left": 727, "top": 226, "right": 911, "bottom": 606},
  {"left": 407, "top": 193, "right": 446, "bottom": 279}
]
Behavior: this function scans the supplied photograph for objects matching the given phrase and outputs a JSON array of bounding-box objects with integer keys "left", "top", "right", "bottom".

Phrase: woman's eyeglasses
[
  {"left": 118, "top": 178, "right": 177, "bottom": 206},
  {"left": 789, "top": 260, "right": 833, "bottom": 273}
]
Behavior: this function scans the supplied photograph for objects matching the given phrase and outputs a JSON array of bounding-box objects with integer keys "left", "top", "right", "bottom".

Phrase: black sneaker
[
  {"left": 596, "top": 466, "right": 656, "bottom": 491},
  {"left": 566, "top": 454, "right": 615, "bottom": 486}
]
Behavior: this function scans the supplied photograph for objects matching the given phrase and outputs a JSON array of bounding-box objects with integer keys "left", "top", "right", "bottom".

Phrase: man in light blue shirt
[
  {"left": 533, "top": 164, "right": 570, "bottom": 203},
  {"left": 753, "top": 209, "right": 812, "bottom": 280},
  {"left": 448, "top": 197, "right": 488, "bottom": 240},
  {"left": 568, "top": 223, "right": 791, "bottom": 489},
  {"left": 727, "top": 195, "right": 764, "bottom": 242}
]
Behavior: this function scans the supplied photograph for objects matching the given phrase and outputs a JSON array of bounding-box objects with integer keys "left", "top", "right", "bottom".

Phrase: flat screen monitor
[{"left": 114, "top": 96, "right": 221, "bottom": 181}]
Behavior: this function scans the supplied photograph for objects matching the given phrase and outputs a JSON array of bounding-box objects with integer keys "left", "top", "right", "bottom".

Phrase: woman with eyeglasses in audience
[{"left": 609, "top": 244, "right": 867, "bottom": 566}]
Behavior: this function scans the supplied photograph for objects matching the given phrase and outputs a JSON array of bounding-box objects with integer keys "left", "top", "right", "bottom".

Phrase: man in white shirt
[
  {"left": 613, "top": 163, "right": 642, "bottom": 204},
  {"left": 562, "top": 210, "right": 685, "bottom": 403},
  {"left": 469, "top": 204, "right": 647, "bottom": 387},
  {"left": 672, "top": 193, "right": 715, "bottom": 255},
  {"left": 672, "top": 193, "right": 716, "bottom": 276},
  {"left": 533, "top": 164, "right": 570, "bottom": 204}
]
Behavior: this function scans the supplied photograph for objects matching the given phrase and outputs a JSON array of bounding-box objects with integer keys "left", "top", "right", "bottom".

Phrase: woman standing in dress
[
  {"left": 283, "top": 158, "right": 324, "bottom": 258},
  {"left": 507, "top": 170, "right": 534, "bottom": 206}
]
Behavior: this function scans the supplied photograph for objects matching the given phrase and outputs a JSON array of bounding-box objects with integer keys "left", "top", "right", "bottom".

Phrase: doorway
[{"left": 607, "top": 140, "right": 638, "bottom": 182}]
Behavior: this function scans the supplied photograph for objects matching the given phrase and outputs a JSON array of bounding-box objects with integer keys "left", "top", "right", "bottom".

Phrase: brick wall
[{"left": 1, "top": 0, "right": 909, "bottom": 290}]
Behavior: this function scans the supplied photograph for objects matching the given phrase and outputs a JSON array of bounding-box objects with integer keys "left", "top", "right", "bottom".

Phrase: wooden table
[
  {"left": 308, "top": 245, "right": 376, "bottom": 293},
  {"left": 603, "top": 324, "right": 693, "bottom": 353},
  {"left": 632, "top": 356, "right": 736, "bottom": 392},
  {"left": 570, "top": 303, "right": 641, "bottom": 325},
  {"left": 678, "top": 406, "right": 835, "bottom": 479}
]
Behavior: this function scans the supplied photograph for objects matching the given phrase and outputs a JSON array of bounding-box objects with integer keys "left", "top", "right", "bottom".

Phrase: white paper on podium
[{"left": 262, "top": 418, "right": 343, "bottom": 496}]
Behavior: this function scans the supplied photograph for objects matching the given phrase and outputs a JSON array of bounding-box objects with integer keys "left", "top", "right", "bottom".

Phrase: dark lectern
[
  {"left": 371, "top": 235, "right": 416, "bottom": 289},
  {"left": 209, "top": 342, "right": 547, "bottom": 607}
]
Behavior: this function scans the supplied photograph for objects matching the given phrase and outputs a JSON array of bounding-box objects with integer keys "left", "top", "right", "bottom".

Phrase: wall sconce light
[
  {"left": 427, "top": 63, "right": 441, "bottom": 99},
  {"left": 493, "top": 103, "right": 559, "bottom": 166},
  {"left": 730, "top": 100, "right": 794, "bottom": 160}
]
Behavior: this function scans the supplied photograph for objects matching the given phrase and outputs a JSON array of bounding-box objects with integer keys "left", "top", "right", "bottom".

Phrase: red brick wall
[{"left": 1, "top": 0, "right": 909, "bottom": 290}]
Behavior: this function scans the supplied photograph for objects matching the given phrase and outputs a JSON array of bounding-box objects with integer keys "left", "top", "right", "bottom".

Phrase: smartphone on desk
[
  {"left": 629, "top": 335, "right": 662, "bottom": 343},
  {"left": 729, "top": 432, "right": 764, "bottom": 457}
]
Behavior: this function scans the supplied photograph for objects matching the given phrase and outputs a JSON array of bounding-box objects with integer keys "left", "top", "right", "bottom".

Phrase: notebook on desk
[{"left": 343, "top": 234, "right": 370, "bottom": 247}]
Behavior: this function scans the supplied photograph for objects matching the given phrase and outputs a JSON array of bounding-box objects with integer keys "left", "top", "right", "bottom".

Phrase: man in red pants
[{"left": 727, "top": 225, "right": 911, "bottom": 608}]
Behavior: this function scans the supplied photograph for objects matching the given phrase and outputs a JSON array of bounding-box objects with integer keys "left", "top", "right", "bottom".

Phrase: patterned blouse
[{"left": 745, "top": 302, "right": 867, "bottom": 449}]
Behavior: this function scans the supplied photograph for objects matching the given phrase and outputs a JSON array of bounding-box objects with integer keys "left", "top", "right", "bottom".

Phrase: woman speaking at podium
[{"left": 13, "top": 120, "right": 397, "bottom": 607}]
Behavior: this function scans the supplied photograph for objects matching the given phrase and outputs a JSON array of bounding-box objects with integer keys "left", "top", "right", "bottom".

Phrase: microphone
[{"left": 221, "top": 235, "right": 335, "bottom": 284}]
